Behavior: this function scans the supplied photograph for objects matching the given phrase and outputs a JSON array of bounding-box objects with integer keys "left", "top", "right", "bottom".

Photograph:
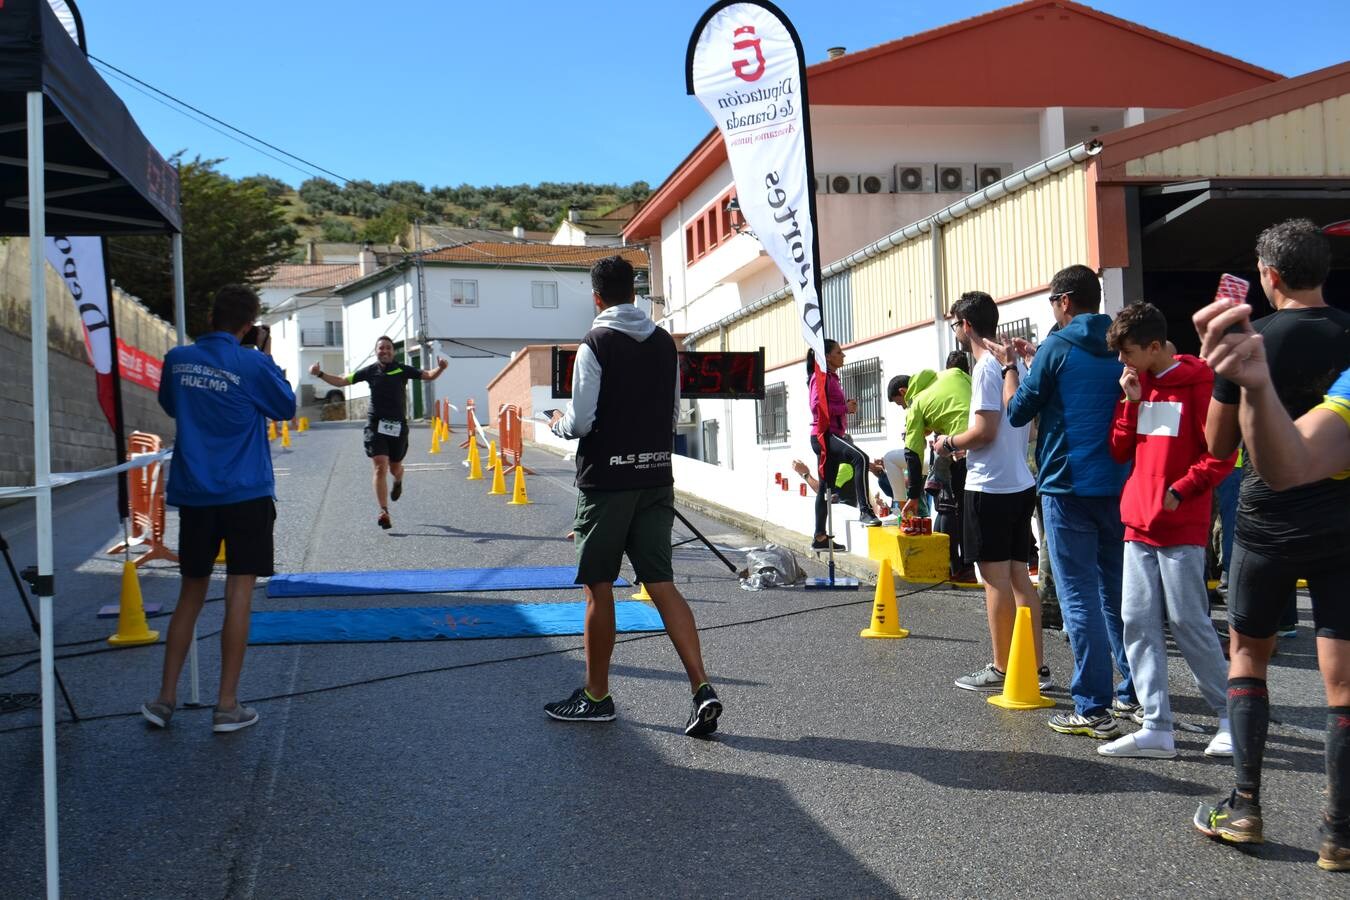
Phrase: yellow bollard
[
  {"left": 466, "top": 440, "right": 483, "bottom": 480},
  {"left": 507, "top": 465, "right": 531, "bottom": 505},
  {"left": 107, "top": 561, "right": 160, "bottom": 646}
]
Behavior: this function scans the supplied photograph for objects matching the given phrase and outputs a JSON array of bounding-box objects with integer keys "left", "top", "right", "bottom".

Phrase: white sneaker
[
  {"left": 1205, "top": 723, "right": 1234, "bottom": 758},
  {"left": 1097, "top": 730, "right": 1177, "bottom": 759}
]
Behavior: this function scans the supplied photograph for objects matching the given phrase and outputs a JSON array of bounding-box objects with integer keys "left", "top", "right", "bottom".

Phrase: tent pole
[
  {"left": 28, "top": 90, "right": 60, "bottom": 900},
  {"left": 170, "top": 232, "right": 200, "bottom": 707}
]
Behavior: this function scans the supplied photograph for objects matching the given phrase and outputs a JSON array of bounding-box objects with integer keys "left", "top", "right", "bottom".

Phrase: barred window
[
  {"left": 997, "top": 317, "right": 1037, "bottom": 344},
  {"left": 839, "top": 356, "right": 883, "bottom": 435},
  {"left": 756, "top": 382, "right": 789, "bottom": 445}
]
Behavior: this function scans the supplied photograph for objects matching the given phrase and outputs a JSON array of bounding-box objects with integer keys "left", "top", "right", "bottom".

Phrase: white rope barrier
[{"left": 0, "top": 448, "right": 173, "bottom": 499}]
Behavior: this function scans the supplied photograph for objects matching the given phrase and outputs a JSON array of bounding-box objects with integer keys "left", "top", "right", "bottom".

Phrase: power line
[{"left": 89, "top": 54, "right": 353, "bottom": 185}]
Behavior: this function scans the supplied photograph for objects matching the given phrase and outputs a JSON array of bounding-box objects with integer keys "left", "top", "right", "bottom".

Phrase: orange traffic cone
[
  {"left": 861, "top": 562, "right": 908, "bottom": 638},
  {"left": 107, "top": 560, "right": 160, "bottom": 646},
  {"left": 507, "top": 465, "right": 531, "bottom": 505},
  {"left": 466, "top": 439, "right": 483, "bottom": 480},
  {"left": 988, "top": 606, "right": 1054, "bottom": 709}
]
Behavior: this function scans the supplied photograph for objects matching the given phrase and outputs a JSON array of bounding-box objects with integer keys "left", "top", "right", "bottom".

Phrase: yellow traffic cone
[
  {"left": 860, "top": 562, "right": 908, "bottom": 638},
  {"left": 429, "top": 419, "right": 442, "bottom": 455},
  {"left": 281, "top": 420, "right": 291, "bottom": 448},
  {"left": 107, "top": 560, "right": 160, "bottom": 646},
  {"left": 298, "top": 416, "right": 309, "bottom": 432},
  {"left": 507, "top": 465, "right": 531, "bottom": 505},
  {"left": 215, "top": 540, "right": 226, "bottom": 565},
  {"left": 988, "top": 606, "right": 1054, "bottom": 710},
  {"left": 488, "top": 452, "right": 507, "bottom": 495},
  {"left": 487, "top": 440, "right": 498, "bottom": 470},
  {"left": 267, "top": 421, "right": 276, "bottom": 441},
  {"left": 632, "top": 582, "right": 652, "bottom": 600},
  {"left": 466, "top": 440, "right": 483, "bottom": 480}
]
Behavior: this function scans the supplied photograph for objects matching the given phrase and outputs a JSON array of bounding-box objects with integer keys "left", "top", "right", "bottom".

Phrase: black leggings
[{"left": 810, "top": 433, "right": 870, "bottom": 535}]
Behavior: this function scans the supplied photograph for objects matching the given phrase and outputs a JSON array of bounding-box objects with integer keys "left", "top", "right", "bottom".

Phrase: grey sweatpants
[{"left": 1122, "top": 541, "right": 1229, "bottom": 731}]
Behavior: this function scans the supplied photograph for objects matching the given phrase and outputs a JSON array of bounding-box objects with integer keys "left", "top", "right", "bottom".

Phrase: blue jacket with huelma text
[
  {"left": 158, "top": 331, "right": 296, "bottom": 507},
  {"left": 1008, "top": 312, "right": 1128, "bottom": 497}
]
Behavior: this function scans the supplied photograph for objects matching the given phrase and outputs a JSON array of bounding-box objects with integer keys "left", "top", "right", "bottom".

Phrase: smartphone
[
  {"left": 536, "top": 408, "right": 561, "bottom": 423},
  {"left": 1216, "top": 274, "right": 1250, "bottom": 335}
]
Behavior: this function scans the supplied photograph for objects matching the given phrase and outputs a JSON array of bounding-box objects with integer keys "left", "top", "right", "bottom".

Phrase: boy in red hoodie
[{"left": 1100, "top": 302, "right": 1236, "bottom": 759}]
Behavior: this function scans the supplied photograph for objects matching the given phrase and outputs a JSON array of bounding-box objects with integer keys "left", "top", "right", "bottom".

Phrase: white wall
[
  {"left": 420, "top": 265, "right": 598, "bottom": 342},
  {"left": 342, "top": 273, "right": 416, "bottom": 407}
]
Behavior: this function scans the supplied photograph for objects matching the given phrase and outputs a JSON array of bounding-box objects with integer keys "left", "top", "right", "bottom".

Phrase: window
[
  {"left": 451, "top": 279, "right": 478, "bottom": 307},
  {"left": 531, "top": 281, "right": 559, "bottom": 309},
  {"left": 684, "top": 188, "right": 740, "bottom": 264},
  {"left": 324, "top": 320, "right": 343, "bottom": 346},
  {"left": 756, "top": 382, "right": 789, "bottom": 444},
  {"left": 385, "top": 286, "right": 396, "bottom": 314},
  {"left": 839, "top": 356, "right": 883, "bottom": 435},
  {"left": 997, "top": 317, "right": 1037, "bottom": 344},
  {"left": 370, "top": 293, "right": 379, "bottom": 318}
]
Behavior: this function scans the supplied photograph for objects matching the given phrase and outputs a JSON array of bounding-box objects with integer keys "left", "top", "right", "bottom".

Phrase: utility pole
[{"left": 414, "top": 219, "right": 433, "bottom": 419}]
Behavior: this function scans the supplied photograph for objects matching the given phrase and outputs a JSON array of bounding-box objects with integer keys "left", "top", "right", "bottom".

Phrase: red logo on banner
[{"left": 731, "top": 26, "right": 766, "bottom": 82}]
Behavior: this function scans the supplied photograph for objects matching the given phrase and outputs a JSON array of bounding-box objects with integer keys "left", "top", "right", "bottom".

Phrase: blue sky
[{"left": 78, "top": 1, "right": 1348, "bottom": 190}]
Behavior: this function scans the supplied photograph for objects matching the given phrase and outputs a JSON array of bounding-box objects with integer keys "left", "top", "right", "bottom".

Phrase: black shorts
[
  {"left": 178, "top": 496, "right": 276, "bottom": 578},
  {"left": 363, "top": 418, "right": 409, "bottom": 462},
  {"left": 1228, "top": 542, "right": 1350, "bottom": 640},
  {"left": 963, "top": 487, "right": 1037, "bottom": 563},
  {"left": 573, "top": 485, "right": 675, "bottom": 586}
]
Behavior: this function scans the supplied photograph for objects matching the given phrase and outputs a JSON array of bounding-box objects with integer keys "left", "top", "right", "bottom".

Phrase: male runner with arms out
[{"left": 312, "top": 335, "right": 447, "bottom": 529}]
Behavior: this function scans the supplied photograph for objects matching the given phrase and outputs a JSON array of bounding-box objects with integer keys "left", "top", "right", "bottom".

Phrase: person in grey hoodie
[{"left": 544, "top": 255, "right": 722, "bottom": 737}]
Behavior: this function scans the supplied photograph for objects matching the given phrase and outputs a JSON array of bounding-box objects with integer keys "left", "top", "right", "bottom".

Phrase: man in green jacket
[{"left": 885, "top": 353, "right": 973, "bottom": 578}]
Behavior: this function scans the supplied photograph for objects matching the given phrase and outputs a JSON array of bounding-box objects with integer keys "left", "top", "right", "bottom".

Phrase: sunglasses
[{"left": 1048, "top": 289, "right": 1074, "bottom": 303}]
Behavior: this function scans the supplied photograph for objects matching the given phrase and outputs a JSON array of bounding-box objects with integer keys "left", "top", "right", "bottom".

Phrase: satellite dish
[{"left": 47, "top": 0, "right": 87, "bottom": 52}]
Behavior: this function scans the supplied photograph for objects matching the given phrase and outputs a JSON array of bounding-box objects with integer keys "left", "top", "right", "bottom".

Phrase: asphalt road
[{"left": 0, "top": 422, "right": 1341, "bottom": 898}]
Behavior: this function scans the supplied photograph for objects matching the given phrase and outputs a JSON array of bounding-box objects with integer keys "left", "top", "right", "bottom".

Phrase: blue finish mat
[
  {"left": 266, "top": 565, "right": 628, "bottom": 598},
  {"left": 248, "top": 601, "right": 664, "bottom": 644}
]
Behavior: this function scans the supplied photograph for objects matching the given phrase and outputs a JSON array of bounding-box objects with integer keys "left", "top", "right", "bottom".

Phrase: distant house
[
  {"left": 551, "top": 201, "right": 640, "bottom": 247},
  {"left": 258, "top": 262, "right": 362, "bottom": 408},
  {"left": 331, "top": 243, "right": 648, "bottom": 422},
  {"left": 298, "top": 241, "right": 403, "bottom": 265}
]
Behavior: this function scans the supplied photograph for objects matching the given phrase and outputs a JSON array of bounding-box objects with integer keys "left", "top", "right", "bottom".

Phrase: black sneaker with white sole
[
  {"left": 685, "top": 683, "right": 722, "bottom": 737},
  {"left": 544, "top": 687, "right": 616, "bottom": 723}
]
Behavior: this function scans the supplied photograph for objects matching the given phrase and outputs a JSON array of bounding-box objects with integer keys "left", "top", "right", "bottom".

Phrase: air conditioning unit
[
  {"left": 936, "top": 163, "right": 975, "bottom": 193},
  {"left": 858, "top": 173, "right": 891, "bottom": 194},
  {"left": 893, "top": 163, "right": 936, "bottom": 193},
  {"left": 975, "top": 163, "right": 1014, "bottom": 189},
  {"left": 812, "top": 174, "right": 830, "bottom": 194},
  {"left": 827, "top": 173, "right": 860, "bottom": 194}
]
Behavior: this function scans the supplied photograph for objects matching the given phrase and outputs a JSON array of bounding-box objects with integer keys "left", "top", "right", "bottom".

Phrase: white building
[
  {"left": 550, "top": 202, "right": 639, "bottom": 247},
  {"left": 258, "top": 263, "right": 361, "bottom": 409},
  {"left": 333, "top": 243, "right": 649, "bottom": 422}
]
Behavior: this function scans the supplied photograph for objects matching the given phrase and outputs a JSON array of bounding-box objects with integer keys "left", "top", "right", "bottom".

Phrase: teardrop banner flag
[{"left": 686, "top": 1, "right": 832, "bottom": 443}]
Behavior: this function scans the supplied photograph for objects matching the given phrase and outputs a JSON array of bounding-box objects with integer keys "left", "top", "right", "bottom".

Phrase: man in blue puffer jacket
[{"left": 1005, "top": 265, "right": 1135, "bottom": 741}]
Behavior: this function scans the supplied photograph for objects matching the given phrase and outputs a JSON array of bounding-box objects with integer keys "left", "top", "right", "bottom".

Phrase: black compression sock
[
  {"left": 1228, "top": 677, "right": 1269, "bottom": 804},
  {"left": 1327, "top": 706, "right": 1350, "bottom": 837}
]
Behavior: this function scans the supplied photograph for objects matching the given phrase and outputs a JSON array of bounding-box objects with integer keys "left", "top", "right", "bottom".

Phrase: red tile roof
[{"left": 261, "top": 263, "right": 362, "bottom": 289}]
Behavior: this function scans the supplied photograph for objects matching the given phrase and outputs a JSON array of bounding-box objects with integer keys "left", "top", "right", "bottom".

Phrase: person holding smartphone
[
  {"left": 311, "top": 336, "right": 447, "bottom": 530},
  {"left": 141, "top": 285, "right": 295, "bottom": 734}
]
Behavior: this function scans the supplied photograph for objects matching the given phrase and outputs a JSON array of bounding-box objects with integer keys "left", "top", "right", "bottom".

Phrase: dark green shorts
[{"left": 573, "top": 484, "right": 675, "bottom": 586}]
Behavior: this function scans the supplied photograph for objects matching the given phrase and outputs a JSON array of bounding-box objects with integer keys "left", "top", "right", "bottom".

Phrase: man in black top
[
  {"left": 544, "top": 255, "right": 722, "bottom": 736},
  {"left": 311, "top": 335, "right": 447, "bottom": 529},
  {"left": 1194, "top": 218, "right": 1350, "bottom": 847}
]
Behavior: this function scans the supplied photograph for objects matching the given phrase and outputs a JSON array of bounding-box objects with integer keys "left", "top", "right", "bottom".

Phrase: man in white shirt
[{"left": 935, "top": 291, "right": 1049, "bottom": 693}]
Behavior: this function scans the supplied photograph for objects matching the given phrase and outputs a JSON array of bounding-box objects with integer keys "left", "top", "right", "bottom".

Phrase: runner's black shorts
[
  {"left": 363, "top": 418, "right": 409, "bottom": 462},
  {"left": 1228, "top": 541, "right": 1350, "bottom": 640},
  {"left": 963, "top": 487, "right": 1037, "bottom": 564},
  {"left": 177, "top": 496, "right": 276, "bottom": 578}
]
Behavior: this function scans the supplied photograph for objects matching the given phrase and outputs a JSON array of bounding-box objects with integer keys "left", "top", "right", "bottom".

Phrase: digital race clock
[{"left": 551, "top": 347, "right": 765, "bottom": 400}]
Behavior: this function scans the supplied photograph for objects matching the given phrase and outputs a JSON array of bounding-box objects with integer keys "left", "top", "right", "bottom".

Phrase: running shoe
[
  {"left": 810, "top": 537, "right": 846, "bottom": 551},
  {"left": 1194, "top": 790, "right": 1263, "bottom": 844},
  {"left": 955, "top": 663, "right": 1005, "bottom": 692},
  {"left": 544, "top": 687, "right": 616, "bottom": 723},
  {"left": 391, "top": 479, "right": 403, "bottom": 502},
  {"left": 1318, "top": 820, "right": 1350, "bottom": 871},
  {"left": 1111, "top": 697, "right": 1144, "bottom": 725},
  {"left": 140, "top": 701, "right": 174, "bottom": 729},
  {"left": 1276, "top": 626, "right": 1298, "bottom": 639},
  {"left": 212, "top": 704, "right": 259, "bottom": 734},
  {"left": 377, "top": 508, "right": 392, "bottom": 530},
  {"left": 858, "top": 510, "right": 883, "bottom": 528},
  {"left": 684, "top": 683, "right": 723, "bottom": 737},
  {"left": 1048, "top": 711, "right": 1121, "bottom": 739}
]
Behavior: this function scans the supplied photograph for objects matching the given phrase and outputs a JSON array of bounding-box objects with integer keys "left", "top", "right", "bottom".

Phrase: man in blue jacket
[
  {"left": 140, "top": 285, "right": 296, "bottom": 734},
  {"left": 1003, "top": 265, "right": 1135, "bottom": 740}
]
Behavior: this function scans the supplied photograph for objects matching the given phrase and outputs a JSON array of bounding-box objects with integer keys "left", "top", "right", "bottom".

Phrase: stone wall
[{"left": 0, "top": 238, "right": 177, "bottom": 488}]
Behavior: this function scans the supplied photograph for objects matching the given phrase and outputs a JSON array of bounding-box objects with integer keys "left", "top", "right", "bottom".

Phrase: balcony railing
[{"left": 301, "top": 327, "right": 343, "bottom": 347}]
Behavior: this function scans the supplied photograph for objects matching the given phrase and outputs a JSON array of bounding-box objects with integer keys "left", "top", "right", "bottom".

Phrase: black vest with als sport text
[{"left": 574, "top": 324, "right": 677, "bottom": 491}]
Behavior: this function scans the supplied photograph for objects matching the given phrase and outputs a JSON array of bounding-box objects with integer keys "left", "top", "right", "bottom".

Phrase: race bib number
[{"left": 377, "top": 419, "right": 402, "bottom": 437}]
